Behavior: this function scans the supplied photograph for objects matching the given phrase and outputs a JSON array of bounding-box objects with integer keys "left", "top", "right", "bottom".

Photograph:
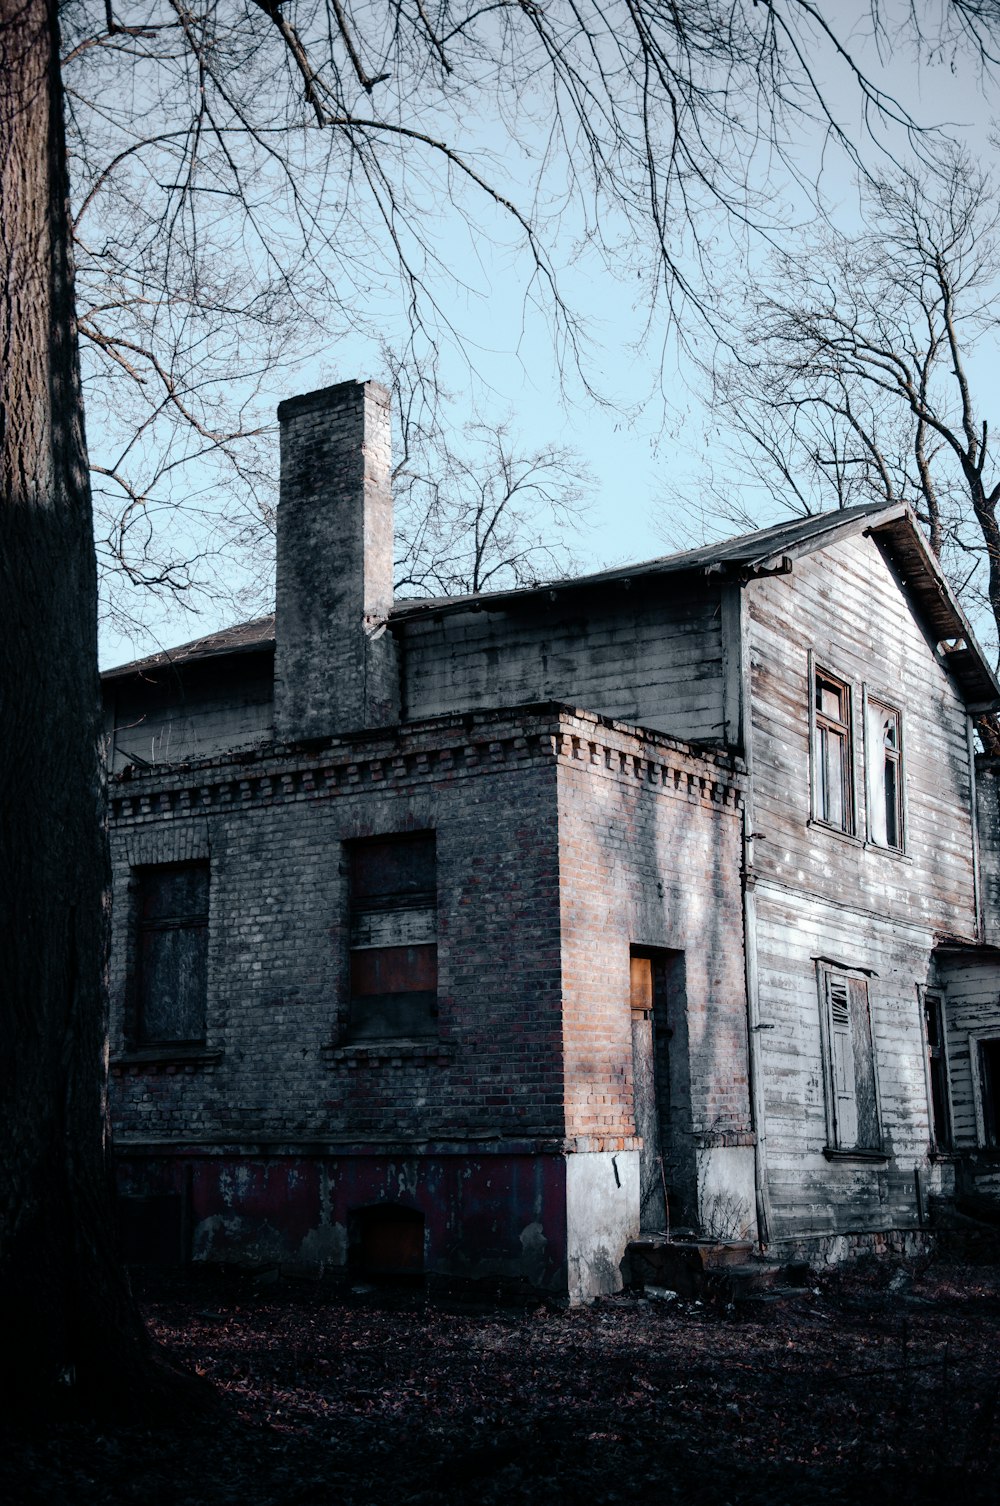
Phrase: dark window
[
  {"left": 923, "top": 993, "right": 951, "bottom": 1150},
  {"left": 979, "top": 1039, "right": 1000, "bottom": 1148},
  {"left": 866, "top": 699, "right": 904, "bottom": 850},
  {"left": 349, "top": 834, "right": 436, "bottom": 1040},
  {"left": 134, "top": 863, "right": 209, "bottom": 1045},
  {"left": 350, "top": 1205, "right": 425, "bottom": 1280},
  {"left": 813, "top": 670, "right": 854, "bottom": 833},
  {"left": 822, "top": 973, "right": 881, "bottom": 1151}
]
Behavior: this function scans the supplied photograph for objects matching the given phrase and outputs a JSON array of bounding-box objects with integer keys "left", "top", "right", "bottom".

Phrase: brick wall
[
  {"left": 554, "top": 713, "right": 750, "bottom": 1226},
  {"left": 108, "top": 702, "right": 750, "bottom": 1281},
  {"left": 109, "top": 704, "right": 748, "bottom": 1150},
  {"left": 109, "top": 707, "right": 567, "bottom": 1151},
  {"left": 274, "top": 380, "right": 398, "bottom": 740}
]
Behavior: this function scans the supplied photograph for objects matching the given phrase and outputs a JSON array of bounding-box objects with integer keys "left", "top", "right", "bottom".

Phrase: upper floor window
[
  {"left": 348, "top": 833, "right": 437, "bottom": 1041},
  {"left": 812, "top": 668, "right": 854, "bottom": 833},
  {"left": 865, "top": 697, "right": 904, "bottom": 850},
  {"left": 134, "top": 862, "right": 209, "bottom": 1046}
]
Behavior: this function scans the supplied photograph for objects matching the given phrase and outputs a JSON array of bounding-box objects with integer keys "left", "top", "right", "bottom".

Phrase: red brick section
[
  {"left": 107, "top": 704, "right": 746, "bottom": 1161},
  {"left": 554, "top": 713, "right": 750, "bottom": 1154}
]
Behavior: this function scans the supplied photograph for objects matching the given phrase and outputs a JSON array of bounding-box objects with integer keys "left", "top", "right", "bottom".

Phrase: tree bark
[{"left": 0, "top": 0, "right": 151, "bottom": 1410}]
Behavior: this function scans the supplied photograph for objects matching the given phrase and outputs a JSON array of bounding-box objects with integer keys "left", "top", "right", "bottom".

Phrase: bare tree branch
[{"left": 702, "top": 147, "right": 1000, "bottom": 665}]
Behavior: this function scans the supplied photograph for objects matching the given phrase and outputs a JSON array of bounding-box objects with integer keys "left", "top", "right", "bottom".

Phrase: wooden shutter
[
  {"left": 827, "top": 976, "right": 858, "bottom": 1148},
  {"left": 136, "top": 863, "right": 209, "bottom": 1044},
  {"left": 849, "top": 978, "right": 880, "bottom": 1150}
]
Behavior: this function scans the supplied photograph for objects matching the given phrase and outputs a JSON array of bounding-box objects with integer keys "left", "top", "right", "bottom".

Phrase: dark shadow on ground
[{"left": 3, "top": 1257, "right": 999, "bottom": 1504}]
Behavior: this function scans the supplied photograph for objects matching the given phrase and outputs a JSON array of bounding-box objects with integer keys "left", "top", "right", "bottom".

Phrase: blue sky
[{"left": 91, "top": 4, "right": 1000, "bottom": 669}]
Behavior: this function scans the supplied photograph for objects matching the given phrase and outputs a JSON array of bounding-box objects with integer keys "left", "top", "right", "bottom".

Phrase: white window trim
[
  {"left": 916, "top": 985, "right": 954, "bottom": 1153},
  {"left": 808, "top": 651, "right": 858, "bottom": 838},
  {"left": 967, "top": 1028, "right": 1000, "bottom": 1149},
  {"left": 862, "top": 684, "right": 907, "bottom": 853},
  {"left": 816, "top": 963, "right": 885, "bottom": 1156}
]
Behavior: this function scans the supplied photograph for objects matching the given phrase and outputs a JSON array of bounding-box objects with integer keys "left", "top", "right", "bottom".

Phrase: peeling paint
[{"left": 299, "top": 1221, "right": 347, "bottom": 1271}]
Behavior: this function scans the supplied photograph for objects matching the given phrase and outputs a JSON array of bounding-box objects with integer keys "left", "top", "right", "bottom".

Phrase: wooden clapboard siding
[
  {"left": 747, "top": 533, "right": 977, "bottom": 937},
  {"left": 976, "top": 759, "right": 1000, "bottom": 945},
  {"left": 400, "top": 585, "right": 726, "bottom": 742},
  {"left": 935, "top": 952, "right": 1000, "bottom": 1147},
  {"left": 753, "top": 886, "right": 934, "bottom": 1239},
  {"left": 740, "top": 515, "right": 972, "bottom": 1253},
  {"left": 107, "top": 653, "right": 275, "bottom": 771}
]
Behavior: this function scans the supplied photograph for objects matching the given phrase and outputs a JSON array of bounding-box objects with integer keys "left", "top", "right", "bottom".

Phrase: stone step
[
  {"left": 705, "top": 1261, "right": 786, "bottom": 1301},
  {"left": 625, "top": 1238, "right": 801, "bottom": 1301}
]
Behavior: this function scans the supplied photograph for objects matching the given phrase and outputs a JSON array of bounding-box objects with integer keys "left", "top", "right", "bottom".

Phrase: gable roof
[
  {"left": 388, "top": 501, "right": 897, "bottom": 622},
  {"left": 102, "top": 503, "right": 999, "bottom": 707},
  {"left": 103, "top": 615, "right": 275, "bottom": 681},
  {"left": 867, "top": 510, "right": 999, "bottom": 708}
]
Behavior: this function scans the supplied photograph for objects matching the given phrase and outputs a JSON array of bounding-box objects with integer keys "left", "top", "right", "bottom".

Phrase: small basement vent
[
  {"left": 350, "top": 1204, "right": 425, "bottom": 1280},
  {"left": 119, "top": 1193, "right": 186, "bottom": 1265}
]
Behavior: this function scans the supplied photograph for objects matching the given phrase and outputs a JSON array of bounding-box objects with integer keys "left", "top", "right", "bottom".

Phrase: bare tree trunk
[{"left": 0, "top": 0, "right": 151, "bottom": 1410}]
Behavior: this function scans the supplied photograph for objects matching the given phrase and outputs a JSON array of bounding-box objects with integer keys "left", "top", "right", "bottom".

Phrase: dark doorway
[
  {"left": 630, "top": 948, "right": 687, "bottom": 1233},
  {"left": 980, "top": 1039, "right": 1000, "bottom": 1148},
  {"left": 350, "top": 1204, "right": 425, "bottom": 1281}
]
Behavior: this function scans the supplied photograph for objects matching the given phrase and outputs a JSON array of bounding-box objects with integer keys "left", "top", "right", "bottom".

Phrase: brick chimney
[{"left": 274, "top": 380, "right": 398, "bottom": 740}]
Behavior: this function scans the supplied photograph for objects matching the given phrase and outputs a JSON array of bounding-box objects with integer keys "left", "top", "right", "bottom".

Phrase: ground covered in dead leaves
[{"left": 4, "top": 1257, "right": 1000, "bottom": 1504}]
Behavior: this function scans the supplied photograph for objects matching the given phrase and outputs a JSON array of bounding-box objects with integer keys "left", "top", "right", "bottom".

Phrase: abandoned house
[{"left": 102, "top": 378, "right": 1000, "bottom": 1301}]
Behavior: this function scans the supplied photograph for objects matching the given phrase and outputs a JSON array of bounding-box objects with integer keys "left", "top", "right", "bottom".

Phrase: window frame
[
  {"left": 130, "top": 860, "right": 210, "bottom": 1049},
  {"left": 809, "top": 655, "right": 857, "bottom": 837},
  {"left": 346, "top": 831, "right": 438, "bottom": 1043},
  {"left": 969, "top": 1029, "right": 1000, "bottom": 1149},
  {"left": 816, "top": 965, "right": 885, "bottom": 1158},
  {"left": 918, "top": 987, "right": 953, "bottom": 1153},
  {"left": 863, "top": 686, "right": 906, "bottom": 853}
]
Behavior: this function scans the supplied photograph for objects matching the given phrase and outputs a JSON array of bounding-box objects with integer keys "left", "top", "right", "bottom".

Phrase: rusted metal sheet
[
  {"left": 350, "top": 943, "right": 437, "bottom": 996},
  {"left": 115, "top": 1153, "right": 569, "bottom": 1289}
]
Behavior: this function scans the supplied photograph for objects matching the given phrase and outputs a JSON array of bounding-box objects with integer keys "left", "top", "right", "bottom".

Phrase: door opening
[{"left": 630, "top": 948, "right": 687, "bottom": 1234}]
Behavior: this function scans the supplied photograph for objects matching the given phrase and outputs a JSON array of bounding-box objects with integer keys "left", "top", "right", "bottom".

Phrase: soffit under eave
[
  {"left": 707, "top": 503, "right": 908, "bottom": 580},
  {"left": 867, "top": 516, "right": 1000, "bottom": 711}
]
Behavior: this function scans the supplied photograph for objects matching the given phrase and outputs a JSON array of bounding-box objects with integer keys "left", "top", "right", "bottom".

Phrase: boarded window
[
  {"left": 349, "top": 833, "right": 437, "bottom": 1040},
  {"left": 135, "top": 863, "right": 209, "bottom": 1045},
  {"left": 923, "top": 992, "right": 951, "bottom": 1150},
  {"left": 822, "top": 973, "right": 881, "bottom": 1152},
  {"left": 813, "top": 670, "right": 854, "bottom": 833},
  {"left": 866, "top": 698, "right": 904, "bottom": 850}
]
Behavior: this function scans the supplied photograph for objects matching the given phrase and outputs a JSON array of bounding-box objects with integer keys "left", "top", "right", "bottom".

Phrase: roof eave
[
  {"left": 101, "top": 636, "right": 275, "bottom": 684},
  {"left": 868, "top": 512, "right": 1000, "bottom": 710},
  {"left": 737, "top": 502, "right": 907, "bottom": 576}
]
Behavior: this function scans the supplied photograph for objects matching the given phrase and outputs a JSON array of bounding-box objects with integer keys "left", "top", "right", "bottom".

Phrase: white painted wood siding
[
  {"left": 976, "top": 758, "right": 1000, "bottom": 946},
  {"left": 753, "top": 887, "right": 936, "bottom": 1240},
  {"left": 935, "top": 952, "right": 1000, "bottom": 1149},
  {"left": 746, "top": 533, "right": 977, "bottom": 1243},
  {"left": 748, "top": 534, "right": 977, "bottom": 935}
]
